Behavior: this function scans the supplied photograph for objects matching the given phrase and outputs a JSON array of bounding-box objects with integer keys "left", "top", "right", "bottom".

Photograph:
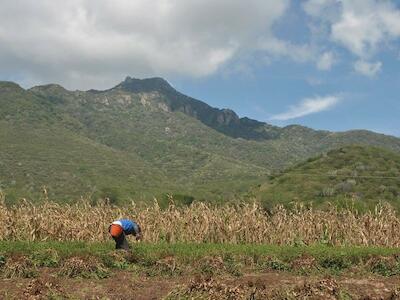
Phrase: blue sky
[
  {"left": 0, "top": 0, "right": 399, "bottom": 136},
  {"left": 172, "top": 1, "right": 400, "bottom": 136},
  {"left": 174, "top": 47, "right": 400, "bottom": 136}
]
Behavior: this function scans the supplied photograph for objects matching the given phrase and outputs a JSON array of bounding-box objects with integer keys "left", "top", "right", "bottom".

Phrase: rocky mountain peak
[
  {"left": 115, "top": 76, "right": 175, "bottom": 94},
  {"left": 217, "top": 109, "right": 240, "bottom": 125}
]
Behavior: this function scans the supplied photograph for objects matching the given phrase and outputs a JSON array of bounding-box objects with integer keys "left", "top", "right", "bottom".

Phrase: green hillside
[
  {"left": 256, "top": 145, "right": 400, "bottom": 210},
  {"left": 1, "top": 78, "right": 400, "bottom": 204},
  {"left": 0, "top": 81, "right": 268, "bottom": 203}
]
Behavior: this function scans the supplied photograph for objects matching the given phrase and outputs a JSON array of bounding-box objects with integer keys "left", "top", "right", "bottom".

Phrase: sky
[{"left": 0, "top": 0, "right": 399, "bottom": 136}]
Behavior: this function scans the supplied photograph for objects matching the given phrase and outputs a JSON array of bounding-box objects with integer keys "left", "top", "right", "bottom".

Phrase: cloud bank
[
  {"left": 0, "top": 0, "right": 290, "bottom": 89},
  {"left": 271, "top": 96, "right": 340, "bottom": 121},
  {"left": 1, "top": 0, "right": 400, "bottom": 88}
]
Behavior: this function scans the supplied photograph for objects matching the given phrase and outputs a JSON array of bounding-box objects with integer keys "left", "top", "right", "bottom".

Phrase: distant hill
[
  {"left": 255, "top": 145, "right": 400, "bottom": 210},
  {"left": 1, "top": 78, "right": 400, "bottom": 203}
]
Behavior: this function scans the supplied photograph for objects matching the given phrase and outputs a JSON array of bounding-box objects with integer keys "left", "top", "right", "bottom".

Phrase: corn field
[{"left": 1, "top": 199, "right": 400, "bottom": 246}]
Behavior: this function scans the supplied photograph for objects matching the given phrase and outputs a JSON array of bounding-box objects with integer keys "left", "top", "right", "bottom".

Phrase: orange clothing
[{"left": 109, "top": 223, "right": 123, "bottom": 237}]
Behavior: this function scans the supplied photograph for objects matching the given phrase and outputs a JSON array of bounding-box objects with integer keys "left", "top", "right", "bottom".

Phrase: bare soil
[{"left": 0, "top": 269, "right": 399, "bottom": 300}]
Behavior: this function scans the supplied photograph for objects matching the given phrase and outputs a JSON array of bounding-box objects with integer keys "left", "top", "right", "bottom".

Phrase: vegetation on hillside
[
  {"left": 1, "top": 78, "right": 400, "bottom": 203},
  {"left": 257, "top": 145, "right": 400, "bottom": 210}
]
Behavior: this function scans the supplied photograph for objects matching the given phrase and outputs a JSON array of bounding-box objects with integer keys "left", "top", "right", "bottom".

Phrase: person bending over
[{"left": 109, "top": 219, "right": 142, "bottom": 250}]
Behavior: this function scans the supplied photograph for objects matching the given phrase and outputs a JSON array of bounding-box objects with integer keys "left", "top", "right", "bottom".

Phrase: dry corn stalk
[{"left": 0, "top": 200, "right": 400, "bottom": 246}]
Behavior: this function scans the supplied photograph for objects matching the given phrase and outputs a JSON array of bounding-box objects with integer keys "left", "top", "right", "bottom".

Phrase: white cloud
[
  {"left": 257, "top": 37, "right": 317, "bottom": 63},
  {"left": 3, "top": 0, "right": 397, "bottom": 87},
  {"left": 303, "top": 0, "right": 341, "bottom": 22},
  {"left": 306, "top": 77, "right": 324, "bottom": 86},
  {"left": 353, "top": 60, "right": 382, "bottom": 77},
  {"left": 271, "top": 95, "right": 340, "bottom": 121},
  {"left": 304, "top": 0, "right": 400, "bottom": 76},
  {"left": 317, "top": 51, "right": 336, "bottom": 70},
  {"left": 0, "top": 0, "right": 290, "bottom": 89}
]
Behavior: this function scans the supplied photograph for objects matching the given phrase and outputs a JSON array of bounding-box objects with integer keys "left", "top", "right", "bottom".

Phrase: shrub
[
  {"left": 1, "top": 255, "right": 37, "bottom": 278},
  {"left": 30, "top": 249, "right": 60, "bottom": 267},
  {"left": 58, "top": 256, "right": 109, "bottom": 279}
]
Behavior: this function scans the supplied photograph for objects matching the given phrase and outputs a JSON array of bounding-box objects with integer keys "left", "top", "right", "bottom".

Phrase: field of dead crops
[{"left": 1, "top": 198, "right": 400, "bottom": 246}]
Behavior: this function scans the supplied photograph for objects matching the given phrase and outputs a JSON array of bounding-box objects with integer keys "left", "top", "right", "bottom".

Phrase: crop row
[{"left": 1, "top": 198, "right": 400, "bottom": 246}]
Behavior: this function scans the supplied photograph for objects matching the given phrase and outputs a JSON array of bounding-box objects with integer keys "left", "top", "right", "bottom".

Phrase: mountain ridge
[
  {"left": 28, "top": 77, "right": 291, "bottom": 140},
  {"left": 26, "top": 77, "right": 398, "bottom": 141},
  {"left": 1, "top": 76, "right": 400, "bottom": 203},
  {"left": 111, "top": 76, "right": 282, "bottom": 140}
]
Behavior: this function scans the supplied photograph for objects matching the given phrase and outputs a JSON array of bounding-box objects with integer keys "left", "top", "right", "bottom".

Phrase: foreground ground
[
  {"left": 0, "top": 242, "right": 400, "bottom": 299},
  {"left": 1, "top": 269, "right": 400, "bottom": 299}
]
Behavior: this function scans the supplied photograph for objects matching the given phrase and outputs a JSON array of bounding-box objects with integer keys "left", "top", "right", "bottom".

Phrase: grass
[
  {"left": 1, "top": 241, "right": 400, "bottom": 276},
  {"left": 4, "top": 242, "right": 399, "bottom": 299}
]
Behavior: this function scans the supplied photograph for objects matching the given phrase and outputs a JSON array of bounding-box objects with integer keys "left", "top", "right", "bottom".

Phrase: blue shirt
[{"left": 118, "top": 219, "right": 139, "bottom": 235}]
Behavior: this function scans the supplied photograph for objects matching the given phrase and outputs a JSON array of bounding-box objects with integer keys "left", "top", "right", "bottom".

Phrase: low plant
[
  {"left": 366, "top": 255, "right": 400, "bottom": 276},
  {"left": 58, "top": 256, "right": 109, "bottom": 279},
  {"left": 259, "top": 257, "right": 290, "bottom": 272},
  {"left": 30, "top": 248, "right": 60, "bottom": 267},
  {"left": 1, "top": 255, "right": 37, "bottom": 278},
  {"left": 319, "top": 256, "right": 352, "bottom": 273}
]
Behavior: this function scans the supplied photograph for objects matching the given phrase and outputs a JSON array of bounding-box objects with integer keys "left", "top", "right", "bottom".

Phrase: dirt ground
[{"left": 1, "top": 269, "right": 400, "bottom": 300}]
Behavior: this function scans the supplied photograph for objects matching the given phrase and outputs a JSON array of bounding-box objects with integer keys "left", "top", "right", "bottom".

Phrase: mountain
[
  {"left": 255, "top": 145, "right": 400, "bottom": 210},
  {"left": 1, "top": 77, "right": 400, "bottom": 203},
  {"left": 113, "top": 77, "right": 281, "bottom": 140}
]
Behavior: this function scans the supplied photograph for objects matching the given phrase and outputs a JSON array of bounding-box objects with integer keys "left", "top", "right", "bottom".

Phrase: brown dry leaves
[
  {"left": 1, "top": 200, "right": 400, "bottom": 246},
  {"left": 167, "top": 277, "right": 341, "bottom": 300}
]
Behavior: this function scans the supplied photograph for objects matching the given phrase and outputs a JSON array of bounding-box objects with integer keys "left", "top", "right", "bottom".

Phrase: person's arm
[{"left": 135, "top": 224, "right": 142, "bottom": 241}]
